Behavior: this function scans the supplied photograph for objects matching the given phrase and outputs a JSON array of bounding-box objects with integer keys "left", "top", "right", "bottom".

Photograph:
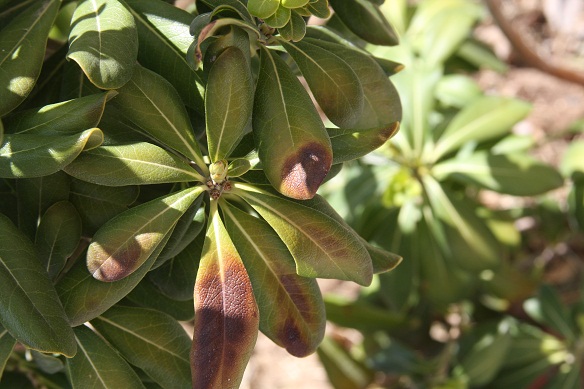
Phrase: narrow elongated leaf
[
  {"left": 253, "top": 46, "right": 332, "bottom": 200},
  {"left": 206, "top": 47, "right": 253, "bottom": 162},
  {"left": 92, "top": 306, "right": 191, "bottom": 389},
  {"left": 0, "top": 213, "right": 76, "bottom": 357},
  {"left": 247, "top": 0, "right": 279, "bottom": 18},
  {"left": 0, "top": 0, "right": 60, "bottom": 116},
  {"left": 280, "top": 38, "right": 364, "bottom": 128},
  {"left": 57, "top": 227, "right": 173, "bottom": 326},
  {"left": 222, "top": 202, "right": 326, "bottom": 357},
  {"left": 0, "top": 128, "right": 103, "bottom": 178},
  {"left": 4, "top": 91, "right": 116, "bottom": 135},
  {"left": 433, "top": 152, "right": 563, "bottom": 196},
  {"left": 68, "top": 326, "right": 144, "bottom": 389},
  {"left": 324, "top": 296, "right": 406, "bottom": 332},
  {"left": 191, "top": 203, "right": 258, "bottom": 389},
  {"left": 328, "top": 123, "right": 400, "bottom": 164},
  {"left": 235, "top": 184, "right": 373, "bottom": 285},
  {"left": 317, "top": 336, "right": 375, "bottom": 389},
  {"left": 67, "top": 0, "right": 138, "bottom": 89},
  {"left": 63, "top": 142, "right": 204, "bottom": 186},
  {"left": 433, "top": 97, "right": 531, "bottom": 160},
  {"left": 35, "top": 201, "right": 82, "bottom": 281},
  {"left": 112, "top": 64, "right": 205, "bottom": 167},
  {"left": 0, "top": 326, "right": 16, "bottom": 380},
  {"left": 87, "top": 186, "right": 204, "bottom": 282}
]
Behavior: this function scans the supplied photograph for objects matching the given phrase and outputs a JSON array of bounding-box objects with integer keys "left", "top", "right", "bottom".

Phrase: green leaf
[
  {"left": 280, "top": 38, "right": 364, "bottom": 128},
  {"left": 63, "top": 142, "right": 204, "bottom": 186},
  {"left": 87, "top": 186, "right": 204, "bottom": 282},
  {"left": 0, "top": 128, "right": 104, "bottom": 178},
  {"left": 235, "top": 184, "right": 373, "bottom": 285},
  {"left": 0, "top": 0, "right": 60, "bottom": 116},
  {"left": 306, "top": 0, "right": 331, "bottom": 19},
  {"left": 433, "top": 97, "right": 532, "bottom": 161},
  {"left": 67, "top": 0, "right": 138, "bottom": 89},
  {"left": 125, "top": 278, "right": 194, "bottom": 321},
  {"left": 433, "top": 152, "right": 563, "bottom": 196},
  {"left": 317, "top": 336, "right": 375, "bottom": 389},
  {"left": 253, "top": 46, "right": 332, "bottom": 200},
  {"left": 67, "top": 326, "right": 144, "bottom": 389},
  {"left": 247, "top": 0, "right": 279, "bottom": 18},
  {"left": 560, "top": 140, "right": 584, "bottom": 179},
  {"left": 324, "top": 295, "right": 405, "bottom": 332},
  {"left": 57, "top": 226, "right": 173, "bottom": 326},
  {"left": 4, "top": 91, "right": 116, "bottom": 135},
  {"left": 112, "top": 64, "right": 206, "bottom": 168},
  {"left": 265, "top": 5, "right": 291, "bottom": 28},
  {"left": 278, "top": 10, "right": 306, "bottom": 41},
  {"left": 222, "top": 202, "right": 326, "bottom": 357},
  {"left": 0, "top": 213, "right": 76, "bottom": 357},
  {"left": 205, "top": 47, "right": 253, "bottom": 162},
  {"left": 191, "top": 202, "right": 258, "bottom": 389},
  {"left": 0, "top": 326, "right": 16, "bottom": 381},
  {"left": 69, "top": 179, "right": 139, "bottom": 235},
  {"left": 281, "top": 0, "right": 309, "bottom": 8},
  {"left": 92, "top": 306, "right": 192, "bottom": 389},
  {"left": 328, "top": 123, "right": 400, "bottom": 164},
  {"left": 0, "top": 119, "right": 3, "bottom": 145},
  {"left": 35, "top": 201, "right": 82, "bottom": 281},
  {"left": 329, "top": 0, "right": 398, "bottom": 46},
  {"left": 524, "top": 285, "right": 576, "bottom": 342}
]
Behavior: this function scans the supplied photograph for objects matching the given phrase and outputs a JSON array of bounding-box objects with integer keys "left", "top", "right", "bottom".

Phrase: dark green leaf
[
  {"left": 125, "top": 278, "right": 194, "bottom": 321},
  {"left": 306, "top": 0, "right": 331, "bottom": 19},
  {"left": 328, "top": 123, "right": 400, "bottom": 164},
  {"left": 524, "top": 285, "right": 576, "bottom": 342},
  {"left": 67, "top": 0, "right": 138, "bottom": 89},
  {"left": 278, "top": 10, "right": 306, "bottom": 41},
  {"left": 0, "top": 325, "right": 16, "bottom": 380},
  {"left": 324, "top": 295, "right": 406, "bottom": 332},
  {"left": 0, "top": 213, "right": 76, "bottom": 357},
  {"left": 317, "top": 336, "right": 375, "bottom": 389}
]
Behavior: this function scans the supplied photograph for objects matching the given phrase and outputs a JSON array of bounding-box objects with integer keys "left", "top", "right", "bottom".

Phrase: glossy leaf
[
  {"left": 280, "top": 38, "right": 364, "bottom": 128},
  {"left": 222, "top": 202, "right": 326, "bottom": 357},
  {"left": 4, "top": 91, "right": 116, "bottom": 135},
  {"left": 265, "top": 5, "right": 291, "bottom": 28},
  {"left": 67, "top": 0, "right": 138, "bottom": 89},
  {"left": 433, "top": 152, "right": 564, "bottom": 196},
  {"left": 328, "top": 123, "right": 400, "bottom": 164},
  {"left": 247, "top": 0, "right": 279, "bottom": 18},
  {"left": 235, "top": 184, "right": 373, "bottom": 285},
  {"left": 206, "top": 47, "right": 253, "bottom": 162},
  {"left": 35, "top": 201, "right": 82, "bottom": 281},
  {"left": 87, "top": 186, "right": 204, "bottom": 282},
  {"left": 124, "top": 0, "right": 204, "bottom": 112},
  {"left": 433, "top": 97, "right": 532, "bottom": 160},
  {"left": 0, "top": 128, "right": 104, "bottom": 178},
  {"left": 253, "top": 46, "right": 332, "bottom": 200},
  {"left": 63, "top": 142, "right": 204, "bottom": 186},
  {"left": 92, "top": 306, "right": 192, "bottom": 388},
  {"left": 191, "top": 202, "right": 258, "bottom": 389},
  {"left": 67, "top": 326, "right": 144, "bottom": 389},
  {"left": 329, "top": 0, "right": 398, "bottom": 46},
  {"left": 112, "top": 64, "right": 205, "bottom": 168},
  {"left": 281, "top": 0, "right": 309, "bottom": 8},
  {"left": 0, "top": 213, "right": 76, "bottom": 357},
  {"left": 125, "top": 278, "right": 194, "bottom": 321},
  {"left": 278, "top": 10, "right": 306, "bottom": 41},
  {"left": 0, "top": 0, "right": 60, "bottom": 116},
  {"left": 69, "top": 179, "right": 139, "bottom": 235},
  {"left": 0, "top": 325, "right": 16, "bottom": 380}
]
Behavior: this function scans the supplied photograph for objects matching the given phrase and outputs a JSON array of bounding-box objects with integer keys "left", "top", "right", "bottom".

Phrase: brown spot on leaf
[
  {"left": 280, "top": 142, "right": 332, "bottom": 200},
  {"left": 88, "top": 240, "right": 143, "bottom": 282}
]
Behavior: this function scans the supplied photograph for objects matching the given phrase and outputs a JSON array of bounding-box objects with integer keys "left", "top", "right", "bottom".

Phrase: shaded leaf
[
  {"left": 67, "top": 0, "right": 138, "bottom": 89},
  {"left": 67, "top": 326, "right": 144, "bottom": 389},
  {"left": 317, "top": 336, "right": 375, "bottom": 389},
  {"left": 324, "top": 295, "right": 406, "bottom": 332},
  {"left": 253, "top": 46, "right": 332, "bottom": 200},
  {"left": 306, "top": 0, "right": 331, "bottom": 19},
  {"left": 235, "top": 184, "right": 373, "bottom": 285},
  {"left": 222, "top": 202, "right": 325, "bottom": 357},
  {"left": 0, "top": 0, "right": 60, "bottom": 116},
  {"left": 35, "top": 201, "right": 82, "bottom": 281},
  {"left": 125, "top": 278, "right": 194, "bottom": 321},
  {"left": 524, "top": 285, "right": 576, "bottom": 342},
  {"left": 0, "top": 128, "right": 104, "bottom": 178},
  {"left": 0, "top": 213, "right": 76, "bottom": 357},
  {"left": 92, "top": 306, "right": 192, "bottom": 389},
  {"left": 87, "top": 186, "right": 204, "bottom": 282},
  {"left": 112, "top": 64, "right": 205, "bottom": 168},
  {"left": 191, "top": 202, "right": 258, "bottom": 389},
  {"left": 0, "top": 325, "right": 16, "bottom": 380},
  {"left": 328, "top": 123, "right": 400, "bottom": 164},
  {"left": 560, "top": 139, "right": 584, "bottom": 179},
  {"left": 63, "top": 142, "right": 204, "bottom": 186},
  {"left": 278, "top": 10, "right": 306, "bottom": 41}
]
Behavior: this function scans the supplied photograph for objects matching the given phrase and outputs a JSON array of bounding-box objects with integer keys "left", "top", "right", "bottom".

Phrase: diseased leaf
[
  {"left": 0, "top": 128, "right": 103, "bottom": 178},
  {"left": 191, "top": 202, "right": 258, "bottom": 389},
  {"left": 0, "top": 0, "right": 60, "bottom": 116},
  {"left": 206, "top": 47, "right": 253, "bottom": 162},
  {"left": 87, "top": 186, "right": 204, "bottom": 282},
  {"left": 222, "top": 202, "right": 326, "bottom": 357},
  {"left": 112, "top": 64, "right": 206, "bottom": 168},
  {"left": 0, "top": 213, "right": 76, "bottom": 357},
  {"left": 92, "top": 306, "right": 192, "bottom": 389},
  {"left": 63, "top": 142, "right": 204, "bottom": 186},
  {"left": 67, "top": 326, "right": 144, "bottom": 389},
  {"left": 235, "top": 184, "right": 373, "bottom": 285},
  {"left": 0, "top": 325, "right": 16, "bottom": 380},
  {"left": 253, "top": 46, "right": 332, "bottom": 200},
  {"left": 35, "top": 201, "right": 82, "bottom": 281},
  {"left": 67, "top": 0, "right": 138, "bottom": 89},
  {"left": 280, "top": 38, "right": 364, "bottom": 128}
]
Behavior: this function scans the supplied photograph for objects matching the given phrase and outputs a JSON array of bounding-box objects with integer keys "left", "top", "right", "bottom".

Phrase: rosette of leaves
[{"left": 0, "top": 0, "right": 402, "bottom": 387}]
